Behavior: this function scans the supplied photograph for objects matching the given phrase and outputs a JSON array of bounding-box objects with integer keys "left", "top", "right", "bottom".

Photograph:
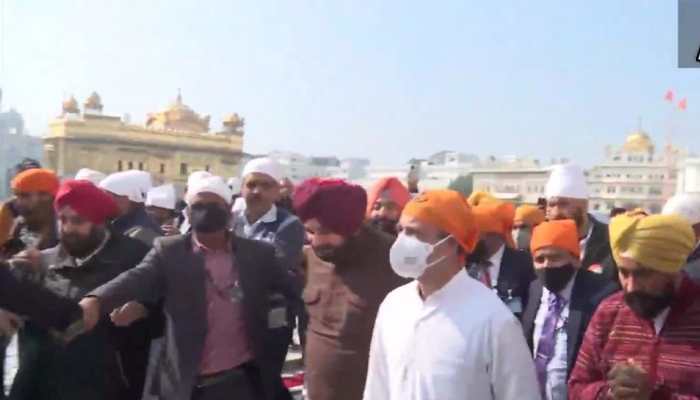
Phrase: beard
[
  {"left": 369, "top": 217, "right": 398, "bottom": 236},
  {"left": 624, "top": 283, "right": 675, "bottom": 320},
  {"left": 61, "top": 227, "right": 106, "bottom": 259}
]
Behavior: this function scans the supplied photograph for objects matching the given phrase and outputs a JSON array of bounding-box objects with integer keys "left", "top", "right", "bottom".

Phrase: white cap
[
  {"left": 99, "top": 170, "right": 151, "bottom": 203},
  {"left": 75, "top": 168, "right": 106, "bottom": 185},
  {"left": 242, "top": 157, "right": 285, "bottom": 182},
  {"left": 187, "top": 171, "right": 212, "bottom": 188},
  {"left": 146, "top": 184, "right": 177, "bottom": 210},
  {"left": 663, "top": 193, "right": 700, "bottom": 226},
  {"left": 185, "top": 176, "right": 233, "bottom": 205},
  {"left": 232, "top": 196, "right": 246, "bottom": 213},
  {"left": 227, "top": 177, "right": 242, "bottom": 194},
  {"left": 545, "top": 164, "right": 589, "bottom": 200}
]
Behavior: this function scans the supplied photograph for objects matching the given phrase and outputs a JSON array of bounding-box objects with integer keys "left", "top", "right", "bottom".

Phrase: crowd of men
[{"left": 0, "top": 157, "right": 698, "bottom": 400}]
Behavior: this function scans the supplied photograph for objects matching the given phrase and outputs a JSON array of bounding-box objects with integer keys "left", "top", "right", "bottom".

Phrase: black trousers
[{"left": 191, "top": 364, "right": 260, "bottom": 400}]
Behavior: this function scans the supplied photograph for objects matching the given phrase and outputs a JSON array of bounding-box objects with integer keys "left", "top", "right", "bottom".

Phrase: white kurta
[{"left": 363, "top": 270, "right": 541, "bottom": 400}]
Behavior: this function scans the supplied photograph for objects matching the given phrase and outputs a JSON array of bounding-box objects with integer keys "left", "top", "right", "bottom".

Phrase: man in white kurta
[{"left": 363, "top": 190, "right": 541, "bottom": 400}]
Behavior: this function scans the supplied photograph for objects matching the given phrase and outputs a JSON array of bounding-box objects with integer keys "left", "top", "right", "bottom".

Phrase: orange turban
[
  {"left": 514, "top": 205, "right": 545, "bottom": 227},
  {"left": 366, "top": 177, "right": 411, "bottom": 217},
  {"left": 472, "top": 201, "right": 516, "bottom": 247},
  {"left": 402, "top": 190, "right": 479, "bottom": 252},
  {"left": 11, "top": 168, "right": 60, "bottom": 196},
  {"left": 467, "top": 191, "right": 498, "bottom": 207},
  {"left": 530, "top": 219, "right": 580, "bottom": 258}
]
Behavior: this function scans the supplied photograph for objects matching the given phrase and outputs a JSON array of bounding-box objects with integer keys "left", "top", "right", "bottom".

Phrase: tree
[{"left": 448, "top": 174, "right": 473, "bottom": 196}]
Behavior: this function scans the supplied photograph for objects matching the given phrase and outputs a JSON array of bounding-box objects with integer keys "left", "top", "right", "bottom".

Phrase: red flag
[
  {"left": 679, "top": 98, "right": 688, "bottom": 111},
  {"left": 665, "top": 89, "right": 674, "bottom": 102}
]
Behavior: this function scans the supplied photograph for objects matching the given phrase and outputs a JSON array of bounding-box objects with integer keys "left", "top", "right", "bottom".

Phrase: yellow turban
[
  {"left": 609, "top": 212, "right": 696, "bottom": 274},
  {"left": 514, "top": 204, "right": 545, "bottom": 227},
  {"left": 467, "top": 191, "right": 497, "bottom": 207}
]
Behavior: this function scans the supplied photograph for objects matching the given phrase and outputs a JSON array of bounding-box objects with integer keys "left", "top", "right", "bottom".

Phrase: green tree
[{"left": 448, "top": 174, "right": 473, "bottom": 196}]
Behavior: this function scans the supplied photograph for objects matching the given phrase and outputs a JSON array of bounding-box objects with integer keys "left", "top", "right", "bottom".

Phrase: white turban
[
  {"left": 663, "top": 193, "right": 700, "bottom": 226},
  {"left": 242, "top": 157, "right": 285, "bottom": 182},
  {"left": 231, "top": 196, "right": 246, "bottom": 213},
  {"left": 75, "top": 168, "right": 106, "bottom": 186},
  {"left": 187, "top": 171, "right": 213, "bottom": 189},
  {"left": 545, "top": 164, "right": 588, "bottom": 200},
  {"left": 227, "top": 177, "right": 242, "bottom": 194},
  {"left": 146, "top": 184, "right": 177, "bottom": 210},
  {"left": 185, "top": 176, "right": 233, "bottom": 205},
  {"left": 100, "top": 170, "right": 151, "bottom": 203}
]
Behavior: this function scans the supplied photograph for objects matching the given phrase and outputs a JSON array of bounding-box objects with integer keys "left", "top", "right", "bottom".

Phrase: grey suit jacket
[{"left": 90, "top": 233, "right": 294, "bottom": 400}]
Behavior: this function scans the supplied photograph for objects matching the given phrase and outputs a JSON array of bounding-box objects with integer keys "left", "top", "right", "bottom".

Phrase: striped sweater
[{"left": 568, "top": 276, "right": 700, "bottom": 399}]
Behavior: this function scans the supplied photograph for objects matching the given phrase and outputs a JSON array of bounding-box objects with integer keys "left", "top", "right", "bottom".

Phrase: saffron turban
[
  {"left": 366, "top": 177, "right": 411, "bottom": 217},
  {"left": 610, "top": 212, "right": 695, "bottom": 274},
  {"left": 54, "top": 180, "right": 119, "bottom": 225},
  {"left": 530, "top": 219, "right": 580, "bottom": 258},
  {"left": 402, "top": 190, "right": 479, "bottom": 252},
  {"left": 467, "top": 191, "right": 497, "bottom": 207},
  {"left": 294, "top": 178, "right": 367, "bottom": 237},
  {"left": 472, "top": 201, "right": 516, "bottom": 247},
  {"left": 11, "top": 169, "right": 60, "bottom": 196},
  {"left": 514, "top": 205, "right": 545, "bottom": 227}
]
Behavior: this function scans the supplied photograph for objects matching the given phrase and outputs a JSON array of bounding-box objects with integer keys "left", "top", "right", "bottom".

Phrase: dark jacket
[
  {"left": 687, "top": 245, "right": 700, "bottom": 264},
  {"left": 521, "top": 269, "right": 619, "bottom": 377},
  {"left": 90, "top": 233, "right": 295, "bottom": 400},
  {"left": 8, "top": 232, "right": 151, "bottom": 400},
  {"left": 302, "top": 225, "right": 408, "bottom": 400},
  {"left": 0, "top": 216, "right": 59, "bottom": 260},
  {"left": 112, "top": 206, "right": 162, "bottom": 246},
  {"left": 468, "top": 247, "right": 536, "bottom": 317},
  {"left": 581, "top": 216, "right": 617, "bottom": 280},
  {"left": 0, "top": 263, "right": 82, "bottom": 331}
]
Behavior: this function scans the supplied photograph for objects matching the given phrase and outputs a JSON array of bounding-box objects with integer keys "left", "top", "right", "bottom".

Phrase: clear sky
[{"left": 1, "top": 0, "right": 698, "bottom": 167}]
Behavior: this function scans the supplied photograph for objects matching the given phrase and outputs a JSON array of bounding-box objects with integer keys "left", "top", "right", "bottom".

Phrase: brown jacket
[{"left": 303, "top": 225, "right": 407, "bottom": 400}]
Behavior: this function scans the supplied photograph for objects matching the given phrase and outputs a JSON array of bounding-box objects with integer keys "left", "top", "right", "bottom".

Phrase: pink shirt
[{"left": 194, "top": 237, "right": 253, "bottom": 375}]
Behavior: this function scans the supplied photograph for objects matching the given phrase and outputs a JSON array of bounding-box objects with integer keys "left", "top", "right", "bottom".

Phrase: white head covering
[
  {"left": 75, "top": 168, "right": 106, "bottom": 186},
  {"left": 242, "top": 157, "right": 285, "bottom": 182},
  {"left": 545, "top": 164, "right": 589, "bottom": 200},
  {"left": 187, "top": 171, "right": 212, "bottom": 189},
  {"left": 146, "top": 184, "right": 177, "bottom": 210},
  {"left": 663, "top": 193, "right": 700, "bottom": 226},
  {"left": 231, "top": 196, "right": 246, "bottom": 213},
  {"left": 227, "top": 177, "right": 242, "bottom": 194},
  {"left": 185, "top": 176, "right": 233, "bottom": 205},
  {"left": 99, "top": 171, "right": 150, "bottom": 203},
  {"left": 126, "top": 170, "right": 153, "bottom": 198}
]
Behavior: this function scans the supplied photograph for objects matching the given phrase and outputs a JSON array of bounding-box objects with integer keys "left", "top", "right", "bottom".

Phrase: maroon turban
[
  {"left": 293, "top": 178, "right": 367, "bottom": 237},
  {"left": 54, "top": 180, "right": 119, "bottom": 225}
]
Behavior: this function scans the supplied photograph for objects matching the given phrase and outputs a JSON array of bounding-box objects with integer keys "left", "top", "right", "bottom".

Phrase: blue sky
[{"left": 1, "top": 0, "right": 698, "bottom": 166}]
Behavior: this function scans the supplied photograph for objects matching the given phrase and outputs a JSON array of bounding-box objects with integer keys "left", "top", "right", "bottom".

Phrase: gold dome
[
  {"left": 62, "top": 96, "right": 79, "bottom": 114},
  {"left": 223, "top": 113, "right": 245, "bottom": 128},
  {"left": 146, "top": 90, "right": 210, "bottom": 133},
  {"left": 622, "top": 130, "right": 654, "bottom": 152},
  {"left": 84, "top": 91, "right": 103, "bottom": 110}
]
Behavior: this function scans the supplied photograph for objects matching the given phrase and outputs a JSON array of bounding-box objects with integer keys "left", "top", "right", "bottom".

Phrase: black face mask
[
  {"left": 535, "top": 264, "right": 576, "bottom": 293},
  {"left": 369, "top": 217, "right": 398, "bottom": 236},
  {"left": 624, "top": 289, "right": 675, "bottom": 320},
  {"left": 190, "top": 203, "right": 230, "bottom": 233}
]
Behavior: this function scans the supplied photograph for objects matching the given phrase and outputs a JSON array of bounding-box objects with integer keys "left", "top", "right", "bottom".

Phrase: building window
[
  {"left": 118, "top": 160, "right": 123, "bottom": 171},
  {"left": 160, "top": 164, "right": 165, "bottom": 174},
  {"left": 180, "top": 163, "right": 188, "bottom": 176},
  {"left": 127, "top": 161, "right": 133, "bottom": 170},
  {"left": 205, "top": 165, "right": 211, "bottom": 172},
  {"left": 607, "top": 186, "right": 616, "bottom": 194},
  {"left": 138, "top": 162, "right": 144, "bottom": 171},
  {"left": 649, "top": 187, "right": 662, "bottom": 195}
]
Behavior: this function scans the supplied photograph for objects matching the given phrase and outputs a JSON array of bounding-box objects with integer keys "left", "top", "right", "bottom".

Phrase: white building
[
  {"left": 676, "top": 157, "right": 700, "bottom": 194},
  {"left": 587, "top": 131, "right": 685, "bottom": 214},
  {"left": 266, "top": 151, "right": 336, "bottom": 183},
  {"left": 471, "top": 157, "right": 550, "bottom": 204}
]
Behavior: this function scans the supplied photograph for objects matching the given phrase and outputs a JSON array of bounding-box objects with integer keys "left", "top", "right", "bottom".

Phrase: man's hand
[
  {"left": 0, "top": 309, "right": 22, "bottom": 337},
  {"left": 79, "top": 297, "right": 101, "bottom": 332},
  {"left": 12, "top": 248, "right": 42, "bottom": 271},
  {"left": 161, "top": 224, "right": 179, "bottom": 237},
  {"left": 607, "top": 359, "right": 652, "bottom": 400},
  {"left": 110, "top": 301, "right": 148, "bottom": 327}
]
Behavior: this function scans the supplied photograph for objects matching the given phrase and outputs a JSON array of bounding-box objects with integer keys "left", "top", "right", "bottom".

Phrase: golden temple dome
[
  {"left": 62, "top": 96, "right": 79, "bottom": 114},
  {"left": 146, "top": 90, "right": 210, "bottom": 133},
  {"left": 223, "top": 113, "right": 245, "bottom": 129},
  {"left": 622, "top": 130, "right": 654, "bottom": 152},
  {"left": 84, "top": 91, "right": 103, "bottom": 111}
]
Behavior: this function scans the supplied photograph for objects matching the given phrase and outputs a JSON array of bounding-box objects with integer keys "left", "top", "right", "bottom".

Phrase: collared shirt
[
  {"left": 363, "top": 270, "right": 541, "bottom": 400},
  {"left": 578, "top": 224, "right": 594, "bottom": 261},
  {"left": 532, "top": 273, "right": 577, "bottom": 400},
  {"left": 653, "top": 308, "right": 670, "bottom": 335},
  {"left": 470, "top": 244, "right": 505, "bottom": 289},
  {"left": 47, "top": 231, "right": 112, "bottom": 270},
  {"left": 237, "top": 205, "right": 277, "bottom": 238},
  {"left": 193, "top": 234, "right": 253, "bottom": 375}
]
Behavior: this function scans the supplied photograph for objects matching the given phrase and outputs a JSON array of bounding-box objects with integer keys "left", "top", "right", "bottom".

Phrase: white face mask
[{"left": 389, "top": 232, "right": 452, "bottom": 279}]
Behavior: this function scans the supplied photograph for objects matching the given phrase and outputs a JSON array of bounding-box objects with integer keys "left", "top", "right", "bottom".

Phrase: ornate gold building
[{"left": 43, "top": 91, "right": 245, "bottom": 189}]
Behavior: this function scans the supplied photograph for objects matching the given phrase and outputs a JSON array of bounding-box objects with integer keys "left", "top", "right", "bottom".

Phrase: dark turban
[
  {"left": 294, "top": 178, "right": 367, "bottom": 237},
  {"left": 54, "top": 180, "right": 119, "bottom": 225}
]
